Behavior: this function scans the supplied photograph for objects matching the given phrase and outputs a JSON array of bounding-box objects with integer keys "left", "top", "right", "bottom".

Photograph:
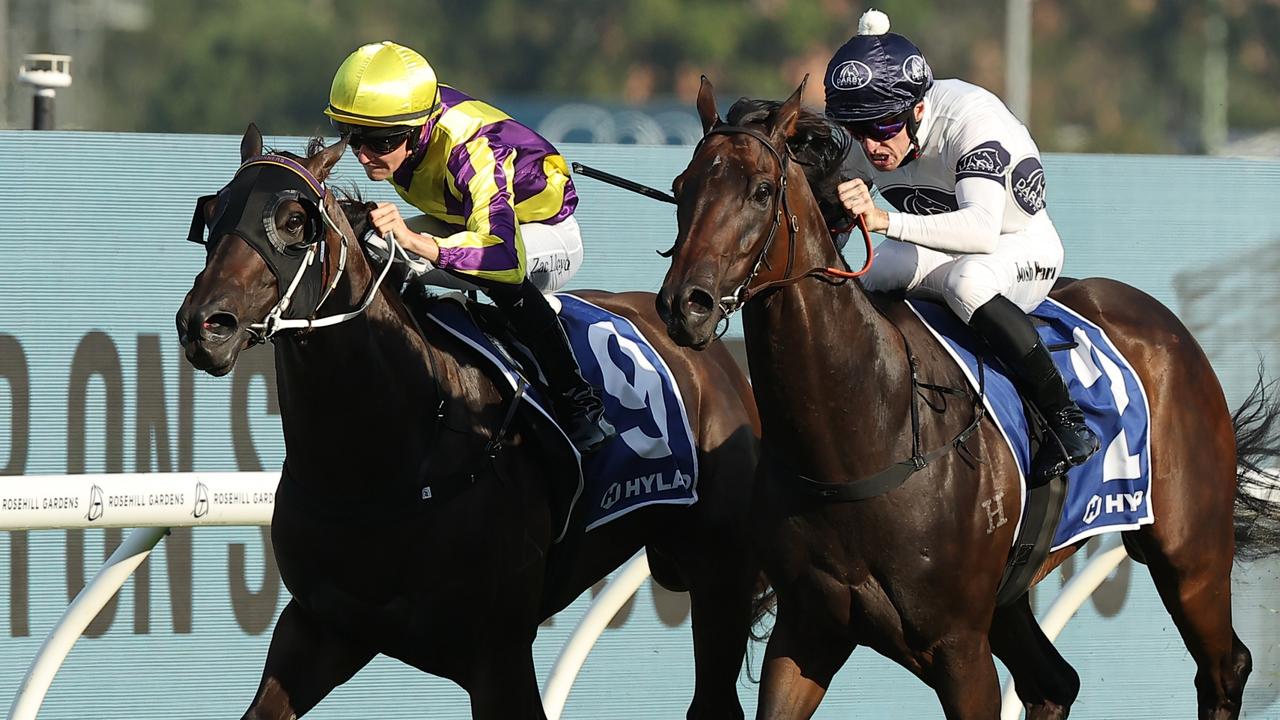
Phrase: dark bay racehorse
[
  {"left": 176, "top": 125, "right": 762, "bottom": 719},
  {"left": 656, "top": 78, "right": 1280, "bottom": 720}
]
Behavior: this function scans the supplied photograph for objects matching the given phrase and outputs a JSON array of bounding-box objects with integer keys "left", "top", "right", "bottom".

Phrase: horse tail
[
  {"left": 1232, "top": 370, "right": 1280, "bottom": 561},
  {"left": 743, "top": 575, "right": 777, "bottom": 683},
  {"left": 749, "top": 577, "right": 776, "bottom": 643}
]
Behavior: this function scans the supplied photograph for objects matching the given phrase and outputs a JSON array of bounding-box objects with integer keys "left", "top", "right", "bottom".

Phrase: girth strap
[{"left": 774, "top": 426, "right": 972, "bottom": 501}]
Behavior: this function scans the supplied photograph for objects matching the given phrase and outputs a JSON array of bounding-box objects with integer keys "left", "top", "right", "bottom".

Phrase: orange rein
[{"left": 824, "top": 214, "right": 875, "bottom": 279}]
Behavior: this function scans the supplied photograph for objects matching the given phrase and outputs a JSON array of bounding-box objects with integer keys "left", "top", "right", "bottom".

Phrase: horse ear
[
  {"left": 240, "top": 123, "right": 263, "bottom": 162},
  {"left": 769, "top": 75, "right": 808, "bottom": 145},
  {"left": 306, "top": 136, "right": 348, "bottom": 183},
  {"left": 696, "top": 75, "right": 721, "bottom": 134}
]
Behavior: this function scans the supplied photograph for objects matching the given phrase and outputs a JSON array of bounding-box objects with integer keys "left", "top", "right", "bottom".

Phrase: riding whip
[{"left": 571, "top": 162, "right": 677, "bottom": 205}]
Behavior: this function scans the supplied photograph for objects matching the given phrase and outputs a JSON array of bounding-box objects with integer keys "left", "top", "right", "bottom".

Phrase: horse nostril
[
  {"left": 198, "top": 311, "right": 239, "bottom": 343},
  {"left": 683, "top": 287, "right": 715, "bottom": 317}
]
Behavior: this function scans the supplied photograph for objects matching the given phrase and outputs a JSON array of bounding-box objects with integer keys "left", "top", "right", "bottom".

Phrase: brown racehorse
[
  {"left": 656, "top": 78, "right": 1280, "bottom": 720},
  {"left": 176, "top": 125, "right": 762, "bottom": 719}
]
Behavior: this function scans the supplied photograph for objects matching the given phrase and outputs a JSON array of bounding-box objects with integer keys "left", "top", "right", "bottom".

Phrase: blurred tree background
[{"left": 2, "top": 0, "right": 1277, "bottom": 153}]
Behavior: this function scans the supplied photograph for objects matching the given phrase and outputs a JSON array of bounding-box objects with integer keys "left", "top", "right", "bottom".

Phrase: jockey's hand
[
  {"left": 369, "top": 202, "right": 440, "bottom": 262},
  {"left": 836, "top": 179, "right": 889, "bottom": 234}
]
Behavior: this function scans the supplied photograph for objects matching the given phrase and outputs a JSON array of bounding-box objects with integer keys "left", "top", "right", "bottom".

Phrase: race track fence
[{"left": 1, "top": 472, "right": 1128, "bottom": 720}]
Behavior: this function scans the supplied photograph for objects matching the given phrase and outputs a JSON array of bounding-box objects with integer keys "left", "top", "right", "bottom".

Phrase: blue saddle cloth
[
  {"left": 908, "top": 298, "right": 1153, "bottom": 549},
  {"left": 423, "top": 294, "right": 699, "bottom": 537}
]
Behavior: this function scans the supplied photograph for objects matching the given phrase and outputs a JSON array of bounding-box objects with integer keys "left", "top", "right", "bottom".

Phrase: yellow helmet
[{"left": 324, "top": 41, "right": 439, "bottom": 128}]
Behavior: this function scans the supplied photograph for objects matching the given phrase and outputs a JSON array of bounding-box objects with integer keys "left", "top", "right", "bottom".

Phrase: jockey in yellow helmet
[{"left": 325, "top": 41, "right": 615, "bottom": 454}]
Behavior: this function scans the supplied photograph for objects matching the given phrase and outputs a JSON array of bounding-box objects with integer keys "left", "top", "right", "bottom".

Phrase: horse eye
[
  {"left": 752, "top": 181, "right": 773, "bottom": 204},
  {"left": 285, "top": 212, "right": 307, "bottom": 234}
]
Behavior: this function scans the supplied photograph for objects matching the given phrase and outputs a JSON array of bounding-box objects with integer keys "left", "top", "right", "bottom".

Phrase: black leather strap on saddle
[{"left": 994, "top": 463, "right": 1068, "bottom": 607}]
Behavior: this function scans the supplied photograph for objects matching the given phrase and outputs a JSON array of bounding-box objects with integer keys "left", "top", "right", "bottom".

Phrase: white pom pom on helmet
[
  {"left": 824, "top": 9, "right": 933, "bottom": 123},
  {"left": 858, "top": 9, "right": 892, "bottom": 36}
]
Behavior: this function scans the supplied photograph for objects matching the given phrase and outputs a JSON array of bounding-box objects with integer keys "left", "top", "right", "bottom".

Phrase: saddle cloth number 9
[{"left": 585, "top": 321, "right": 672, "bottom": 460}]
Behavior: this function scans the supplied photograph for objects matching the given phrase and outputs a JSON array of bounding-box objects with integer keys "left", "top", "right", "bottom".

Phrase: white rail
[
  {"left": 0, "top": 471, "right": 652, "bottom": 720},
  {"left": 2, "top": 472, "right": 1126, "bottom": 719},
  {"left": 0, "top": 471, "right": 278, "bottom": 530},
  {"left": 8, "top": 526, "right": 169, "bottom": 720},
  {"left": 3, "top": 472, "right": 280, "bottom": 720},
  {"left": 542, "top": 550, "right": 652, "bottom": 719}
]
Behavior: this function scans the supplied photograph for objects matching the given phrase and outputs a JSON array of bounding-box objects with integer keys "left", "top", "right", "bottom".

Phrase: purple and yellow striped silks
[{"left": 390, "top": 86, "right": 578, "bottom": 284}]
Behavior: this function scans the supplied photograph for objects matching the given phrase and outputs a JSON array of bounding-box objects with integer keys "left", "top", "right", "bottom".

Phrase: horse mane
[
  {"left": 725, "top": 98, "right": 853, "bottom": 231},
  {"left": 321, "top": 178, "right": 412, "bottom": 287},
  {"left": 334, "top": 188, "right": 372, "bottom": 239}
]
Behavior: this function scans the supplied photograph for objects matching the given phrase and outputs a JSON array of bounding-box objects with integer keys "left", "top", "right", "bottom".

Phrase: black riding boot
[
  {"left": 489, "top": 280, "right": 616, "bottom": 455},
  {"left": 970, "top": 295, "right": 1100, "bottom": 482}
]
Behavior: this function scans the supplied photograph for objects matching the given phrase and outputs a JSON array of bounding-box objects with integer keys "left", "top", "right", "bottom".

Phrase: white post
[
  {"left": 542, "top": 550, "right": 651, "bottom": 719},
  {"left": 8, "top": 526, "right": 169, "bottom": 720},
  {"left": 999, "top": 534, "right": 1129, "bottom": 719},
  {"left": 1201, "top": 0, "right": 1228, "bottom": 154},
  {"left": 1004, "top": 0, "right": 1033, "bottom": 123}
]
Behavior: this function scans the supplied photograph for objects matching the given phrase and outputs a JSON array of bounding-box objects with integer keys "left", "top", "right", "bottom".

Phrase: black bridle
[{"left": 186, "top": 153, "right": 400, "bottom": 343}]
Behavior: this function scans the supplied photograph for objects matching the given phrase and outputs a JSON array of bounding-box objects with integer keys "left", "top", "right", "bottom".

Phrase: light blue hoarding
[{"left": 1, "top": 131, "right": 1279, "bottom": 718}]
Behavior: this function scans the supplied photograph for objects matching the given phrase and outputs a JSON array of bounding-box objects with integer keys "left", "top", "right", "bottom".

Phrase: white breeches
[
  {"left": 403, "top": 214, "right": 584, "bottom": 293},
  {"left": 860, "top": 222, "right": 1064, "bottom": 322}
]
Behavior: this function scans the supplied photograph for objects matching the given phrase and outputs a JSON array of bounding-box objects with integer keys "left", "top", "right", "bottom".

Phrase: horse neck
[
  {"left": 271, "top": 248, "right": 444, "bottom": 490},
  {"left": 741, "top": 203, "right": 914, "bottom": 477}
]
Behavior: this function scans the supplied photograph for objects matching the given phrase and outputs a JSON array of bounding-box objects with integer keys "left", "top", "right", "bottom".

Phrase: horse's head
[
  {"left": 656, "top": 76, "right": 840, "bottom": 349},
  {"left": 176, "top": 124, "right": 355, "bottom": 375}
]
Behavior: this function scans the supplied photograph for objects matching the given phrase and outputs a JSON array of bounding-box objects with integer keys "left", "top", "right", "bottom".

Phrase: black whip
[{"left": 571, "top": 162, "right": 677, "bottom": 205}]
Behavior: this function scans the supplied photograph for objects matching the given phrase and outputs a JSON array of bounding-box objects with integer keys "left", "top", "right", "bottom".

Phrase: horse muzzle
[
  {"left": 656, "top": 282, "right": 720, "bottom": 350},
  {"left": 176, "top": 301, "right": 249, "bottom": 376}
]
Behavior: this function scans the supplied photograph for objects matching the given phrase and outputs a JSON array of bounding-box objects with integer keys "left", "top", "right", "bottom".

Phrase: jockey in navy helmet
[{"left": 826, "top": 10, "right": 1099, "bottom": 482}]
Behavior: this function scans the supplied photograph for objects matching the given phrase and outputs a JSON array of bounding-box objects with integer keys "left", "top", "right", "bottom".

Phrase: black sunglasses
[
  {"left": 846, "top": 114, "right": 910, "bottom": 143},
  {"left": 347, "top": 130, "right": 412, "bottom": 155},
  {"left": 332, "top": 121, "right": 414, "bottom": 154}
]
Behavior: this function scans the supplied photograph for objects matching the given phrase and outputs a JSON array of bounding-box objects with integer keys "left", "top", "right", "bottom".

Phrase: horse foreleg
[
  {"left": 921, "top": 627, "right": 1008, "bottom": 717},
  {"left": 683, "top": 556, "right": 755, "bottom": 720},
  {"left": 988, "top": 594, "right": 1080, "bottom": 719},
  {"left": 755, "top": 604, "right": 855, "bottom": 720},
  {"left": 916, "top": 630, "right": 1002, "bottom": 720},
  {"left": 242, "top": 599, "right": 376, "bottom": 720},
  {"left": 466, "top": 643, "right": 546, "bottom": 720}
]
